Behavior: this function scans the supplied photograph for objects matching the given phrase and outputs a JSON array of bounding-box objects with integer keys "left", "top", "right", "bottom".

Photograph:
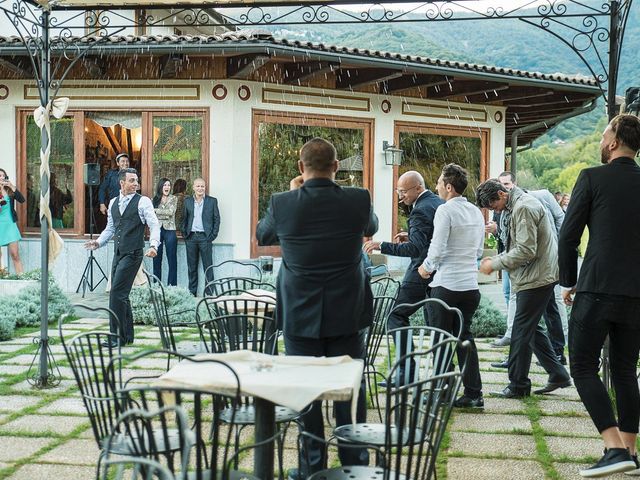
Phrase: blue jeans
[{"left": 153, "top": 228, "right": 177, "bottom": 286}]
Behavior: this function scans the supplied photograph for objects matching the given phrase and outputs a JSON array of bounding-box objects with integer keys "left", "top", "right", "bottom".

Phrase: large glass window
[
  {"left": 25, "top": 115, "right": 75, "bottom": 230},
  {"left": 396, "top": 124, "right": 487, "bottom": 232},
  {"left": 252, "top": 111, "right": 373, "bottom": 257}
]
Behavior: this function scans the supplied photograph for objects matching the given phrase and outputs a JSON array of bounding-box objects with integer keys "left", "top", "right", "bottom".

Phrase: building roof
[{"left": 0, "top": 30, "right": 602, "bottom": 146}]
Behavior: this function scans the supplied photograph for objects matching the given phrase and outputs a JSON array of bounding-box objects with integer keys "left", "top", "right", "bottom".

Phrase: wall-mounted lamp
[{"left": 382, "top": 140, "right": 404, "bottom": 166}]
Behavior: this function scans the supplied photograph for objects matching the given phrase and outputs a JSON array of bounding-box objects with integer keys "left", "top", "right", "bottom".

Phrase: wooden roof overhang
[{"left": 0, "top": 33, "right": 601, "bottom": 147}]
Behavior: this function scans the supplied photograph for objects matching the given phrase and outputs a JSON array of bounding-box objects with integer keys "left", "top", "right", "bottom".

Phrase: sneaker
[
  {"left": 491, "top": 337, "right": 511, "bottom": 348},
  {"left": 453, "top": 395, "right": 484, "bottom": 408},
  {"left": 579, "top": 448, "right": 635, "bottom": 477},
  {"left": 625, "top": 454, "right": 640, "bottom": 476}
]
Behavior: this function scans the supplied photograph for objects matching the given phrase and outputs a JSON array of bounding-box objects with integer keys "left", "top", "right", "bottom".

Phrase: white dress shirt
[
  {"left": 96, "top": 193, "right": 160, "bottom": 249},
  {"left": 423, "top": 196, "right": 485, "bottom": 291}
]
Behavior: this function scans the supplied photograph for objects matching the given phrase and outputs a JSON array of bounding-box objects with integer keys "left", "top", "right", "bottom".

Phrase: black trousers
[
  {"left": 427, "top": 286, "right": 482, "bottom": 398},
  {"left": 508, "top": 283, "right": 570, "bottom": 393},
  {"left": 185, "top": 232, "right": 214, "bottom": 296},
  {"left": 569, "top": 292, "right": 640, "bottom": 433},
  {"left": 109, "top": 248, "right": 143, "bottom": 344},
  {"left": 285, "top": 331, "right": 369, "bottom": 475},
  {"left": 386, "top": 280, "right": 429, "bottom": 379},
  {"left": 543, "top": 293, "right": 566, "bottom": 357}
]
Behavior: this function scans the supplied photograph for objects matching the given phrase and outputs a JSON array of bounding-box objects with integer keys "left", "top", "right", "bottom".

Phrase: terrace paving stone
[
  {"left": 10, "top": 379, "right": 76, "bottom": 394},
  {"left": 37, "top": 397, "right": 87, "bottom": 415},
  {"left": 7, "top": 463, "right": 96, "bottom": 480},
  {"left": 451, "top": 413, "right": 532, "bottom": 433},
  {"left": 0, "top": 344, "right": 29, "bottom": 353},
  {"left": 538, "top": 399, "right": 589, "bottom": 417},
  {"left": 538, "top": 417, "right": 599, "bottom": 438},
  {"left": 0, "top": 365, "right": 29, "bottom": 376},
  {"left": 447, "top": 432, "right": 537, "bottom": 458},
  {"left": 0, "top": 395, "right": 43, "bottom": 412},
  {"left": 39, "top": 439, "right": 100, "bottom": 466},
  {"left": 2, "top": 354, "right": 66, "bottom": 366},
  {"left": 546, "top": 436, "right": 604, "bottom": 462},
  {"left": 0, "top": 436, "right": 54, "bottom": 462},
  {"left": 447, "top": 458, "right": 545, "bottom": 480},
  {"left": 480, "top": 397, "right": 528, "bottom": 414},
  {"left": 0, "top": 414, "right": 88, "bottom": 436}
]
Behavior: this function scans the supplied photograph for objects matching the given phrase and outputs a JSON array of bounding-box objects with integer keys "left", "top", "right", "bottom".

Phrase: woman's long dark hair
[
  {"left": 152, "top": 177, "right": 171, "bottom": 208},
  {"left": 173, "top": 178, "right": 187, "bottom": 195}
]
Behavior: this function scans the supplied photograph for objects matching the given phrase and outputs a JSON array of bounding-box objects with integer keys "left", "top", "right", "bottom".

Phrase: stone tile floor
[{"left": 0, "top": 288, "right": 628, "bottom": 479}]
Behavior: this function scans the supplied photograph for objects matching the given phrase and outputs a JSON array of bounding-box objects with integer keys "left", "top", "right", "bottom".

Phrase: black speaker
[{"left": 83, "top": 163, "right": 100, "bottom": 186}]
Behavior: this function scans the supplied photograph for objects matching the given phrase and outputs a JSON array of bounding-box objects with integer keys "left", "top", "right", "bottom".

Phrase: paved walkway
[{"left": 0, "top": 288, "right": 622, "bottom": 479}]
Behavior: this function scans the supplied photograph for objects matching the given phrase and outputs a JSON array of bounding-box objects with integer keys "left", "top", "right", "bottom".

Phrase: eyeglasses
[{"left": 396, "top": 185, "right": 419, "bottom": 195}]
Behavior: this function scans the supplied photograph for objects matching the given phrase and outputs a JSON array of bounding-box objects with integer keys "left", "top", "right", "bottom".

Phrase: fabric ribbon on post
[{"left": 33, "top": 97, "right": 69, "bottom": 265}]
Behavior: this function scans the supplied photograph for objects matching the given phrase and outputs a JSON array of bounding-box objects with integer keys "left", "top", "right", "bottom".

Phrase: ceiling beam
[
  {"left": 281, "top": 61, "right": 339, "bottom": 85},
  {"left": 505, "top": 94, "right": 594, "bottom": 108},
  {"left": 0, "top": 57, "right": 32, "bottom": 77},
  {"left": 427, "top": 81, "right": 509, "bottom": 100},
  {"left": 159, "top": 53, "right": 185, "bottom": 79},
  {"left": 335, "top": 68, "right": 403, "bottom": 90},
  {"left": 465, "top": 88, "right": 555, "bottom": 104},
  {"left": 227, "top": 54, "right": 271, "bottom": 79},
  {"left": 380, "top": 75, "right": 452, "bottom": 94}
]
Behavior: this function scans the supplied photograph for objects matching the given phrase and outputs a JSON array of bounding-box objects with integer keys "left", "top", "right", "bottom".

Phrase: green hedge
[{"left": 130, "top": 285, "right": 197, "bottom": 325}]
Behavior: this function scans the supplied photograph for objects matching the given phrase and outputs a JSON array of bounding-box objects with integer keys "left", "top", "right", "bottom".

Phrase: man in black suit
[
  {"left": 182, "top": 178, "right": 220, "bottom": 296},
  {"left": 85, "top": 168, "right": 160, "bottom": 346},
  {"left": 257, "top": 137, "right": 378, "bottom": 479},
  {"left": 363, "top": 170, "right": 444, "bottom": 384},
  {"left": 559, "top": 114, "right": 640, "bottom": 478}
]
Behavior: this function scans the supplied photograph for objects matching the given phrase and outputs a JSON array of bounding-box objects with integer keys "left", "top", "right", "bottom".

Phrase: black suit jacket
[
  {"left": 182, "top": 195, "right": 220, "bottom": 243},
  {"left": 559, "top": 156, "right": 640, "bottom": 298},
  {"left": 380, "top": 189, "right": 444, "bottom": 285},
  {"left": 6, "top": 189, "right": 25, "bottom": 224},
  {"left": 256, "top": 178, "right": 379, "bottom": 339}
]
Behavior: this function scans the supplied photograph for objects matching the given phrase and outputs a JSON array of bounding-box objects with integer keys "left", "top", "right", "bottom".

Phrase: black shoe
[
  {"left": 533, "top": 379, "right": 572, "bottom": 395},
  {"left": 453, "top": 395, "right": 484, "bottom": 408},
  {"left": 491, "top": 359, "right": 509, "bottom": 369},
  {"left": 490, "top": 386, "right": 530, "bottom": 399},
  {"left": 100, "top": 339, "right": 119, "bottom": 348},
  {"left": 625, "top": 454, "right": 640, "bottom": 476},
  {"left": 579, "top": 448, "right": 635, "bottom": 477}
]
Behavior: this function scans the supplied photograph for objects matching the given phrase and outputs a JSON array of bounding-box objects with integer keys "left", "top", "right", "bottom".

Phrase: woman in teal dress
[{"left": 0, "top": 168, "right": 24, "bottom": 274}]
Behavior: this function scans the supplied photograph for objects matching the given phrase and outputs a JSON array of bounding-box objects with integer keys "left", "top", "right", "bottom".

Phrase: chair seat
[
  {"left": 308, "top": 466, "right": 406, "bottom": 480},
  {"left": 187, "top": 469, "right": 261, "bottom": 480},
  {"left": 333, "top": 424, "right": 422, "bottom": 446},
  {"left": 219, "top": 404, "right": 300, "bottom": 425},
  {"left": 176, "top": 342, "right": 208, "bottom": 356},
  {"left": 101, "top": 427, "right": 191, "bottom": 455}
]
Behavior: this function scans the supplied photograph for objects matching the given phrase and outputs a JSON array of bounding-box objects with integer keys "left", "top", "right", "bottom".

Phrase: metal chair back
[
  {"left": 203, "top": 260, "right": 263, "bottom": 295},
  {"left": 205, "top": 277, "right": 275, "bottom": 297},
  {"left": 100, "top": 458, "right": 177, "bottom": 480},
  {"left": 370, "top": 276, "right": 400, "bottom": 298}
]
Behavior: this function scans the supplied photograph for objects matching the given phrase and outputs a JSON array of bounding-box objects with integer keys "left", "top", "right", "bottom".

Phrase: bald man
[
  {"left": 364, "top": 170, "right": 444, "bottom": 385},
  {"left": 182, "top": 178, "right": 220, "bottom": 296}
]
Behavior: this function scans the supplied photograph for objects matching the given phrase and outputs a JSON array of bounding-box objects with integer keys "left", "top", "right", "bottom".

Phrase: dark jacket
[
  {"left": 98, "top": 169, "right": 120, "bottom": 205},
  {"left": 5, "top": 188, "right": 25, "bottom": 223},
  {"left": 380, "top": 189, "right": 443, "bottom": 285},
  {"left": 256, "top": 177, "right": 378, "bottom": 339},
  {"left": 559, "top": 157, "right": 640, "bottom": 298},
  {"left": 182, "top": 195, "right": 220, "bottom": 243}
]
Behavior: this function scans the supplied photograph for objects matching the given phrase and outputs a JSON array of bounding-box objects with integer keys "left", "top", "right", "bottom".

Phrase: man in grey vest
[{"left": 86, "top": 168, "right": 160, "bottom": 346}]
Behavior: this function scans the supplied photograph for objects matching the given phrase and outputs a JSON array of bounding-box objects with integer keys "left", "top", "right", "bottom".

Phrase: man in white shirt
[
  {"left": 85, "top": 168, "right": 160, "bottom": 347},
  {"left": 418, "top": 163, "right": 485, "bottom": 407}
]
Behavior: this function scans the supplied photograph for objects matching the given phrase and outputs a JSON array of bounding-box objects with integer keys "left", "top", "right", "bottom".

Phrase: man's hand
[
  {"left": 562, "top": 287, "right": 576, "bottom": 306},
  {"left": 289, "top": 175, "right": 304, "bottom": 191},
  {"left": 418, "top": 264, "right": 431, "bottom": 279},
  {"left": 84, "top": 240, "right": 99, "bottom": 250},
  {"left": 485, "top": 221, "right": 497, "bottom": 234},
  {"left": 99, "top": 203, "right": 107, "bottom": 215},
  {"left": 479, "top": 257, "right": 494, "bottom": 275},
  {"left": 393, "top": 231, "right": 408, "bottom": 243},
  {"left": 363, "top": 241, "right": 381, "bottom": 254},
  {"left": 145, "top": 247, "right": 157, "bottom": 258}
]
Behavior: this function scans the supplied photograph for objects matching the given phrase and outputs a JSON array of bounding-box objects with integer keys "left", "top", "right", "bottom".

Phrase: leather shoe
[
  {"left": 491, "top": 336, "right": 511, "bottom": 348},
  {"left": 100, "top": 340, "right": 119, "bottom": 348},
  {"left": 491, "top": 359, "right": 509, "bottom": 369},
  {"left": 533, "top": 379, "right": 572, "bottom": 395},
  {"left": 490, "top": 386, "right": 530, "bottom": 399}
]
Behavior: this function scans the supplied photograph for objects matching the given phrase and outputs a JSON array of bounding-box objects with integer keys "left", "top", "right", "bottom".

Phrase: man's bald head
[{"left": 396, "top": 170, "right": 426, "bottom": 206}]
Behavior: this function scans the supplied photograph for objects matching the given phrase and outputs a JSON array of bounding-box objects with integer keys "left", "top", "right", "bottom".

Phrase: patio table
[{"left": 155, "top": 349, "right": 364, "bottom": 480}]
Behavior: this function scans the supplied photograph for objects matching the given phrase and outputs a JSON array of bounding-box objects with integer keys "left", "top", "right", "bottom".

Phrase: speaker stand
[{"left": 76, "top": 184, "right": 107, "bottom": 297}]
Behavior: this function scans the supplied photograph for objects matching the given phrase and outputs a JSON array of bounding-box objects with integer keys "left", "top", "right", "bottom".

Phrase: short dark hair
[
  {"left": 476, "top": 179, "right": 508, "bottom": 209},
  {"left": 118, "top": 167, "right": 138, "bottom": 183},
  {"left": 173, "top": 178, "right": 187, "bottom": 194},
  {"left": 441, "top": 163, "right": 468, "bottom": 194},
  {"left": 498, "top": 171, "right": 515, "bottom": 182},
  {"left": 609, "top": 114, "right": 640, "bottom": 152},
  {"left": 300, "top": 138, "right": 337, "bottom": 173}
]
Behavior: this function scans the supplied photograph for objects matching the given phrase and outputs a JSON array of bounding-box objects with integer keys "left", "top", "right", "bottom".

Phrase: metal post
[
  {"left": 607, "top": 0, "right": 620, "bottom": 121},
  {"left": 38, "top": 9, "right": 51, "bottom": 387}
]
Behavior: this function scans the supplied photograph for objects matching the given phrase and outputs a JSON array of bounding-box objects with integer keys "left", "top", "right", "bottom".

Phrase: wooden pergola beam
[
  {"left": 465, "top": 88, "right": 555, "bottom": 104},
  {"left": 227, "top": 54, "right": 271, "bottom": 79},
  {"left": 427, "top": 81, "right": 510, "bottom": 100},
  {"left": 380, "top": 75, "right": 452, "bottom": 94},
  {"left": 335, "top": 68, "right": 403, "bottom": 90},
  {"left": 0, "top": 57, "right": 32, "bottom": 77},
  {"left": 281, "top": 61, "right": 339, "bottom": 84}
]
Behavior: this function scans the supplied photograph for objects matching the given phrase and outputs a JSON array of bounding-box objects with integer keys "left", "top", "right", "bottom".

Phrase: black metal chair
[
  {"left": 205, "top": 277, "right": 275, "bottom": 298},
  {"left": 196, "top": 294, "right": 298, "bottom": 479},
  {"left": 369, "top": 276, "right": 400, "bottom": 299},
  {"left": 99, "top": 405, "right": 194, "bottom": 480},
  {"left": 364, "top": 295, "right": 397, "bottom": 421},
  {"left": 203, "top": 260, "right": 264, "bottom": 296},
  {"left": 109, "top": 350, "right": 265, "bottom": 480},
  {"left": 100, "top": 458, "right": 177, "bottom": 480},
  {"left": 143, "top": 270, "right": 206, "bottom": 370},
  {"left": 312, "top": 342, "right": 465, "bottom": 480}
]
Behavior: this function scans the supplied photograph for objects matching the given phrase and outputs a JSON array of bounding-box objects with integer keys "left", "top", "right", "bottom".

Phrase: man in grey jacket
[{"left": 477, "top": 179, "right": 571, "bottom": 398}]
